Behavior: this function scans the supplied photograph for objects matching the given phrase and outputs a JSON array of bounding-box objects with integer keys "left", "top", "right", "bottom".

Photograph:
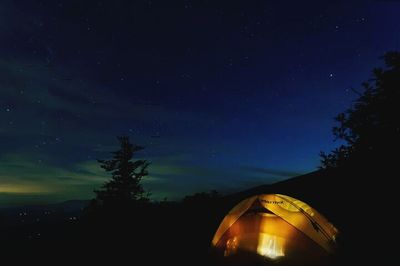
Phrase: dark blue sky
[{"left": 1, "top": 0, "right": 399, "bottom": 206}]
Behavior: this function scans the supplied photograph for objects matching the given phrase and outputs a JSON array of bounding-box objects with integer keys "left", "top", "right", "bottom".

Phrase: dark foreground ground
[{"left": 0, "top": 167, "right": 393, "bottom": 265}]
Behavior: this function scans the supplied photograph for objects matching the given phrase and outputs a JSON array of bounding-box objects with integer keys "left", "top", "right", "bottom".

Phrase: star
[{"left": 357, "top": 17, "right": 366, "bottom": 23}]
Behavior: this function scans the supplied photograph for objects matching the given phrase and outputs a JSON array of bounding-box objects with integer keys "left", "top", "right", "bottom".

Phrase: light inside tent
[
  {"left": 257, "top": 233, "right": 285, "bottom": 259},
  {"left": 224, "top": 237, "right": 238, "bottom": 256}
]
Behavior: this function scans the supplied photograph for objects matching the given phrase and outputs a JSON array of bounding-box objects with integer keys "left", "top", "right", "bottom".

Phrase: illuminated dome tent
[{"left": 212, "top": 194, "right": 338, "bottom": 263}]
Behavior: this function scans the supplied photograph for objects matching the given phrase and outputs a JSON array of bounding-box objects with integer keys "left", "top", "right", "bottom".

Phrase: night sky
[{"left": 1, "top": 0, "right": 399, "bottom": 206}]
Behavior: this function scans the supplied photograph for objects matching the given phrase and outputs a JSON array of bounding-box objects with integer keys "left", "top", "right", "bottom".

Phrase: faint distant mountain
[
  {"left": 0, "top": 199, "right": 89, "bottom": 215},
  {"left": 0, "top": 199, "right": 90, "bottom": 230},
  {"left": 50, "top": 200, "right": 89, "bottom": 212}
]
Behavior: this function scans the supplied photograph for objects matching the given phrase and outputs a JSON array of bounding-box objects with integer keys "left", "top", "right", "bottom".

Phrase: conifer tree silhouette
[{"left": 94, "top": 136, "right": 150, "bottom": 207}]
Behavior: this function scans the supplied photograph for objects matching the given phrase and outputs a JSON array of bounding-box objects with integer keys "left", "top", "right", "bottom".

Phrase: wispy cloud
[
  {"left": 241, "top": 166, "right": 303, "bottom": 178},
  {"left": 0, "top": 183, "right": 51, "bottom": 194},
  {"left": 0, "top": 151, "right": 167, "bottom": 204},
  {"left": 0, "top": 152, "right": 106, "bottom": 199}
]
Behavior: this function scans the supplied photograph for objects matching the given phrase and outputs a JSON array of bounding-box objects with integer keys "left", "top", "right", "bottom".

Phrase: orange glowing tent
[{"left": 212, "top": 194, "right": 338, "bottom": 263}]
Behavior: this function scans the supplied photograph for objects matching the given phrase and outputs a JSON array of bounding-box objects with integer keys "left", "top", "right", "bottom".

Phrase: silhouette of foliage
[
  {"left": 321, "top": 51, "right": 400, "bottom": 169},
  {"left": 92, "top": 136, "right": 150, "bottom": 208},
  {"left": 182, "top": 190, "right": 221, "bottom": 205}
]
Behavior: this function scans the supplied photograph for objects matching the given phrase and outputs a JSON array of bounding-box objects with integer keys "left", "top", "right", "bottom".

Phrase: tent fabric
[
  {"left": 211, "top": 195, "right": 258, "bottom": 247},
  {"left": 212, "top": 194, "right": 338, "bottom": 259}
]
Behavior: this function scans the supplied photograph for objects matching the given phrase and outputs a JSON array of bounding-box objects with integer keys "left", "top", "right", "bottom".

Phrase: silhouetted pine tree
[
  {"left": 94, "top": 136, "right": 150, "bottom": 207},
  {"left": 320, "top": 51, "right": 400, "bottom": 169}
]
